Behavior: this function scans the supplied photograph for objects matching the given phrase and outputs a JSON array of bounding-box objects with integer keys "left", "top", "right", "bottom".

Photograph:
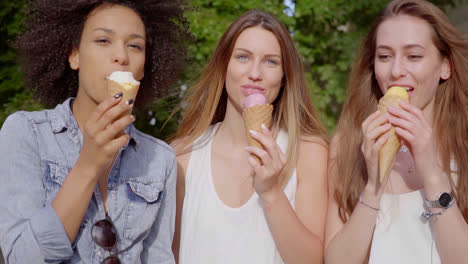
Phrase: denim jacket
[{"left": 0, "top": 98, "right": 176, "bottom": 264}]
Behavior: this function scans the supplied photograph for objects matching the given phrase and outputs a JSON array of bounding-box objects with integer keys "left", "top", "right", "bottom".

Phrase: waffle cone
[
  {"left": 242, "top": 104, "right": 273, "bottom": 163},
  {"left": 378, "top": 95, "right": 406, "bottom": 182}
]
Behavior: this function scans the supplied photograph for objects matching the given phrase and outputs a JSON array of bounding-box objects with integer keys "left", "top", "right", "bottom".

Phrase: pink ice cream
[{"left": 243, "top": 93, "right": 267, "bottom": 109}]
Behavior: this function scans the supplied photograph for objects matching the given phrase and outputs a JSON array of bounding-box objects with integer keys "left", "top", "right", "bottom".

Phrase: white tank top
[
  {"left": 368, "top": 190, "right": 441, "bottom": 264},
  {"left": 179, "top": 123, "right": 297, "bottom": 264},
  {"left": 369, "top": 161, "right": 458, "bottom": 264}
]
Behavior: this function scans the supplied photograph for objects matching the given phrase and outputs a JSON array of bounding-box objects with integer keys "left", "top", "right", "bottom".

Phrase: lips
[{"left": 242, "top": 84, "right": 265, "bottom": 96}]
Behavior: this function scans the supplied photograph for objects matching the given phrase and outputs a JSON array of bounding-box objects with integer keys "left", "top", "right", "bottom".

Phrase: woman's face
[
  {"left": 374, "top": 15, "right": 450, "bottom": 113},
  {"left": 69, "top": 4, "right": 146, "bottom": 104},
  {"left": 225, "top": 26, "right": 284, "bottom": 111}
]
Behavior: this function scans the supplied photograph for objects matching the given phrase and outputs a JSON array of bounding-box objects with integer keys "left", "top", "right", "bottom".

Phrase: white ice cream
[{"left": 108, "top": 71, "right": 139, "bottom": 86}]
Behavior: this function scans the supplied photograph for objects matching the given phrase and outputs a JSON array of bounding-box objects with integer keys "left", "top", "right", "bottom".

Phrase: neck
[
  {"left": 216, "top": 100, "right": 249, "bottom": 148},
  {"left": 422, "top": 97, "right": 435, "bottom": 126},
  {"left": 73, "top": 88, "right": 98, "bottom": 131}
]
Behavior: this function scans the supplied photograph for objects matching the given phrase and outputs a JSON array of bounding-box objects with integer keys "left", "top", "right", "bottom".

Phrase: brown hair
[
  {"left": 172, "top": 9, "right": 328, "bottom": 186},
  {"left": 332, "top": 0, "right": 468, "bottom": 222}
]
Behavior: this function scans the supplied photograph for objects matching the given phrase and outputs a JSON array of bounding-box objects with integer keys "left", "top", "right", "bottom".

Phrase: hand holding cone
[
  {"left": 242, "top": 94, "right": 273, "bottom": 164},
  {"left": 107, "top": 71, "right": 140, "bottom": 113},
  {"left": 378, "top": 86, "right": 409, "bottom": 182}
]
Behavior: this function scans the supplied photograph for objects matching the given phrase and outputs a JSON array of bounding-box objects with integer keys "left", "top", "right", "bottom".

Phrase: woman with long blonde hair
[
  {"left": 171, "top": 9, "right": 328, "bottom": 264},
  {"left": 325, "top": 0, "right": 468, "bottom": 263}
]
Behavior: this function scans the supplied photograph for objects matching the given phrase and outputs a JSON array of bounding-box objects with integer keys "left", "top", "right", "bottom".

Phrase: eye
[
  {"left": 376, "top": 54, "right": 391, "bottom": 61},
  {"left": 94, "top": 38, "right": 110, "bottom": 44},
  {"left": 236, "top": 54, "right": 248, "bottom": 62},
  {"left": 129, "top": 43, "right": 144, "bottom": 51},
  {"left": 408, "top": 55, "right": 423, "bottom": 60},
  {"left": 266, "top": 59, "right": 278, "bottom": 66}
]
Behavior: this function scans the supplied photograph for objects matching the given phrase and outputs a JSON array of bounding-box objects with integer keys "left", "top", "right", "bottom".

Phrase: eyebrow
[
  {"left": 234, "top": 48, "right": 281, "bottom": 58},
  {"left": 93, "top": 27, "right": 145, "bottom": 40},
  {"left": 376, "top": 44, "right": 425, "bottom": 50}
]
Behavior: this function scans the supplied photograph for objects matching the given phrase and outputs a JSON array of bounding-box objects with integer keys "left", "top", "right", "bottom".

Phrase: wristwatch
[{"left": 425, "top": 192, "right": 454, "bottom": 208}]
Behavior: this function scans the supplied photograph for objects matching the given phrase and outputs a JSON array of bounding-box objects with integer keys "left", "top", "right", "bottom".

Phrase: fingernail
[
  {"left": 114, "top": 92, "right": 123, "bottom": 99},
  {"left": 261, "top": 124, "right": 267, "bottom": 130},
  {"left": 127, "top": 99, "right": 134, "bottom": 105},
  {"left": 249, "top": 129, "right": 257, "bottom": 135}
]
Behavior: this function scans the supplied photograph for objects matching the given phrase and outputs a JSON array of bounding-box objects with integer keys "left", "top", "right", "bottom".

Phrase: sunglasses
[{"left": 91, "top": 214, "right": 121, "bottom": 264}]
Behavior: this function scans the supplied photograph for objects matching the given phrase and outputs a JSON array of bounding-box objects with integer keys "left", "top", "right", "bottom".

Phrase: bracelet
[
  {"left": 359, "top": 195, "right": 380, "bottom": 211},
  {"left": 422, "top": 198, "right": 456, "bottom": 222}
]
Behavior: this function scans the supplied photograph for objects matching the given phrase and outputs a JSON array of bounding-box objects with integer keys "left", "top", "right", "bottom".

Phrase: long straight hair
[
  {"left": 332, "top": 0, "right": 468, "bottom": 222},
  {"left": 172, "top": 9, "right": 328, "bottom": 186}
]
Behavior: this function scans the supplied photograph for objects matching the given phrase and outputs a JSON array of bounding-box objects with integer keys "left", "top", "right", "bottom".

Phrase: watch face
[{"left": 439, "top": 193, "right": 452, "bottom": 207}]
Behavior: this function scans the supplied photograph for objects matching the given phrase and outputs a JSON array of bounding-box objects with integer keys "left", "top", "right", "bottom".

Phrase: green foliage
[
  {"left": 0, "top": 0, "right": 42, "bottom": 125},
  {"left": 0, "top": 0, "right": 465, "bottom": 139},
  {"left": 293, "top": 0, "right": 390, "bottom": 131}
]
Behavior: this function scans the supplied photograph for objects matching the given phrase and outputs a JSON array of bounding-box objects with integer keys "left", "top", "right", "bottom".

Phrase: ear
[
  {"left": 440, "top": 57, "right": 451, "bottom": 80},
  {"left": 69, "top": 48, "right": 79, "bottom": 70}
]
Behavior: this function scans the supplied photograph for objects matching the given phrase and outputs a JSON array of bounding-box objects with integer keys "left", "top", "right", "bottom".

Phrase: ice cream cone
[
  {"left": 107, "top": 79, "right": 139, "bottom": 104},
  {"left": 378, "top": 86, "right": 409, "bottom": 182},
  {"left": 242, "top": 104, "right": 273, "bottom": 164}
]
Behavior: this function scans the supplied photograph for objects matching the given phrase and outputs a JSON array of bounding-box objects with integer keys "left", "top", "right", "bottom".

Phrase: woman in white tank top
[
  {"left": 325, "top": 1, "right": 468, "bottom": 264},
  {"left": 171, "top": 10, "right": 329, "bottom": 264}
]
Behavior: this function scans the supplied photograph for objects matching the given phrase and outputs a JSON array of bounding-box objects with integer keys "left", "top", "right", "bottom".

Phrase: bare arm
[
  {"left": 325, "top": 185, "right": 380, "bottom": 264},
  {"left": 425, "top": 182, "right": 468, "bottom": 264},
  {"left": 246, "top": 126, "right": 328, "bottom": 264},
  {"left": 388, "top": 101, "right": 468, "bottom": 264},
  {"left": 325, "top": 111, "right": 391, "bottom": 264},
  {"left": 263, "top": 140, "right": 328, "bottom": 264},
  {"left": 171, "top": 142, "right": 190, "bottom": 263}
]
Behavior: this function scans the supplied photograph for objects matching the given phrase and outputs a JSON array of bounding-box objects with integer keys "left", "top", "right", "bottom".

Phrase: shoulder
[
  {"left": 298, "top": 135, "right": 328, "bottom": 158},
  {"left": 2, "top": 110, "right": 49, "bottom": 127},
  {"left": 296, "top": 135, "right": 328, "bottom": 182},
  {"left": 133, "top": 128, "right": 175, "bottom": 158},
  {"left": 170, "top": 137, "right": 192, "bottom": 174},
  {"left": 0, "top": 110, "right": 48, "bottom": 137},
  {"left": 0, "top": 111, "right": 48, "bottom": 156}
]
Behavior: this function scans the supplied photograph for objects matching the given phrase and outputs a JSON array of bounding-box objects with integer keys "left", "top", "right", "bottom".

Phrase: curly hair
[{"left": 16, "top": 0, "right": 191, "bottom": 109}]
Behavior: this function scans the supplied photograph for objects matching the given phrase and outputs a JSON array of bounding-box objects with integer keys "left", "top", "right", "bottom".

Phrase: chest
[
  {"left": 211, "top": 145, "right": 255, "bottom": 208},
  {"left": 385, "top": 150, "right": 423, "bottom": 194}
]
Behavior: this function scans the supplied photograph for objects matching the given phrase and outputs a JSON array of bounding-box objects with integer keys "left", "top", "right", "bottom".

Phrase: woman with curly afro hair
[{"left": 0, "top": 0, "right": 190, "bottom": 263}]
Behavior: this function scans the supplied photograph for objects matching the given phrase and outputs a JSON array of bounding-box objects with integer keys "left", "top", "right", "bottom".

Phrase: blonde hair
[
  {"left": 172, "top": 9, "right": 328, "bottom": 186},
  {"left": 332, "top": 0, "right": 468, "bottom": 222}
]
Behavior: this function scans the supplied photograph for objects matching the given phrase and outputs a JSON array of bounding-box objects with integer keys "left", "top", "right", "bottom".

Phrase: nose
[
  {"left": 391, "top": 56, "right": 408, "bottom": 79},
  {"left": 248, "top": 59, "right": 262, "bottom": 82},
  {"left": 111, "top": 43, "right": 129, "bottom": 66}
]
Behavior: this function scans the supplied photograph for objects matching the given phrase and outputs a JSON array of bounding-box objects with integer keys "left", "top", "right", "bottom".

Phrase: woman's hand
[
  {"left": 361, "top": 110, "right": 392, "bottom": 192},
  {"left": 78, "top": 94, "right": 136, "bottom": 177},
  {"left": 245, "top": 124, "right": 287, "bottom": 203},
  {"left": 387, "top": 101, "right": 449, "bottom": 189}
]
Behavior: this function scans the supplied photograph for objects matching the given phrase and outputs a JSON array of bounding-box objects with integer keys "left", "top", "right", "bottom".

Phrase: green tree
[{"left": 0, "top": 0, "right": 43, "bottom": 124}]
